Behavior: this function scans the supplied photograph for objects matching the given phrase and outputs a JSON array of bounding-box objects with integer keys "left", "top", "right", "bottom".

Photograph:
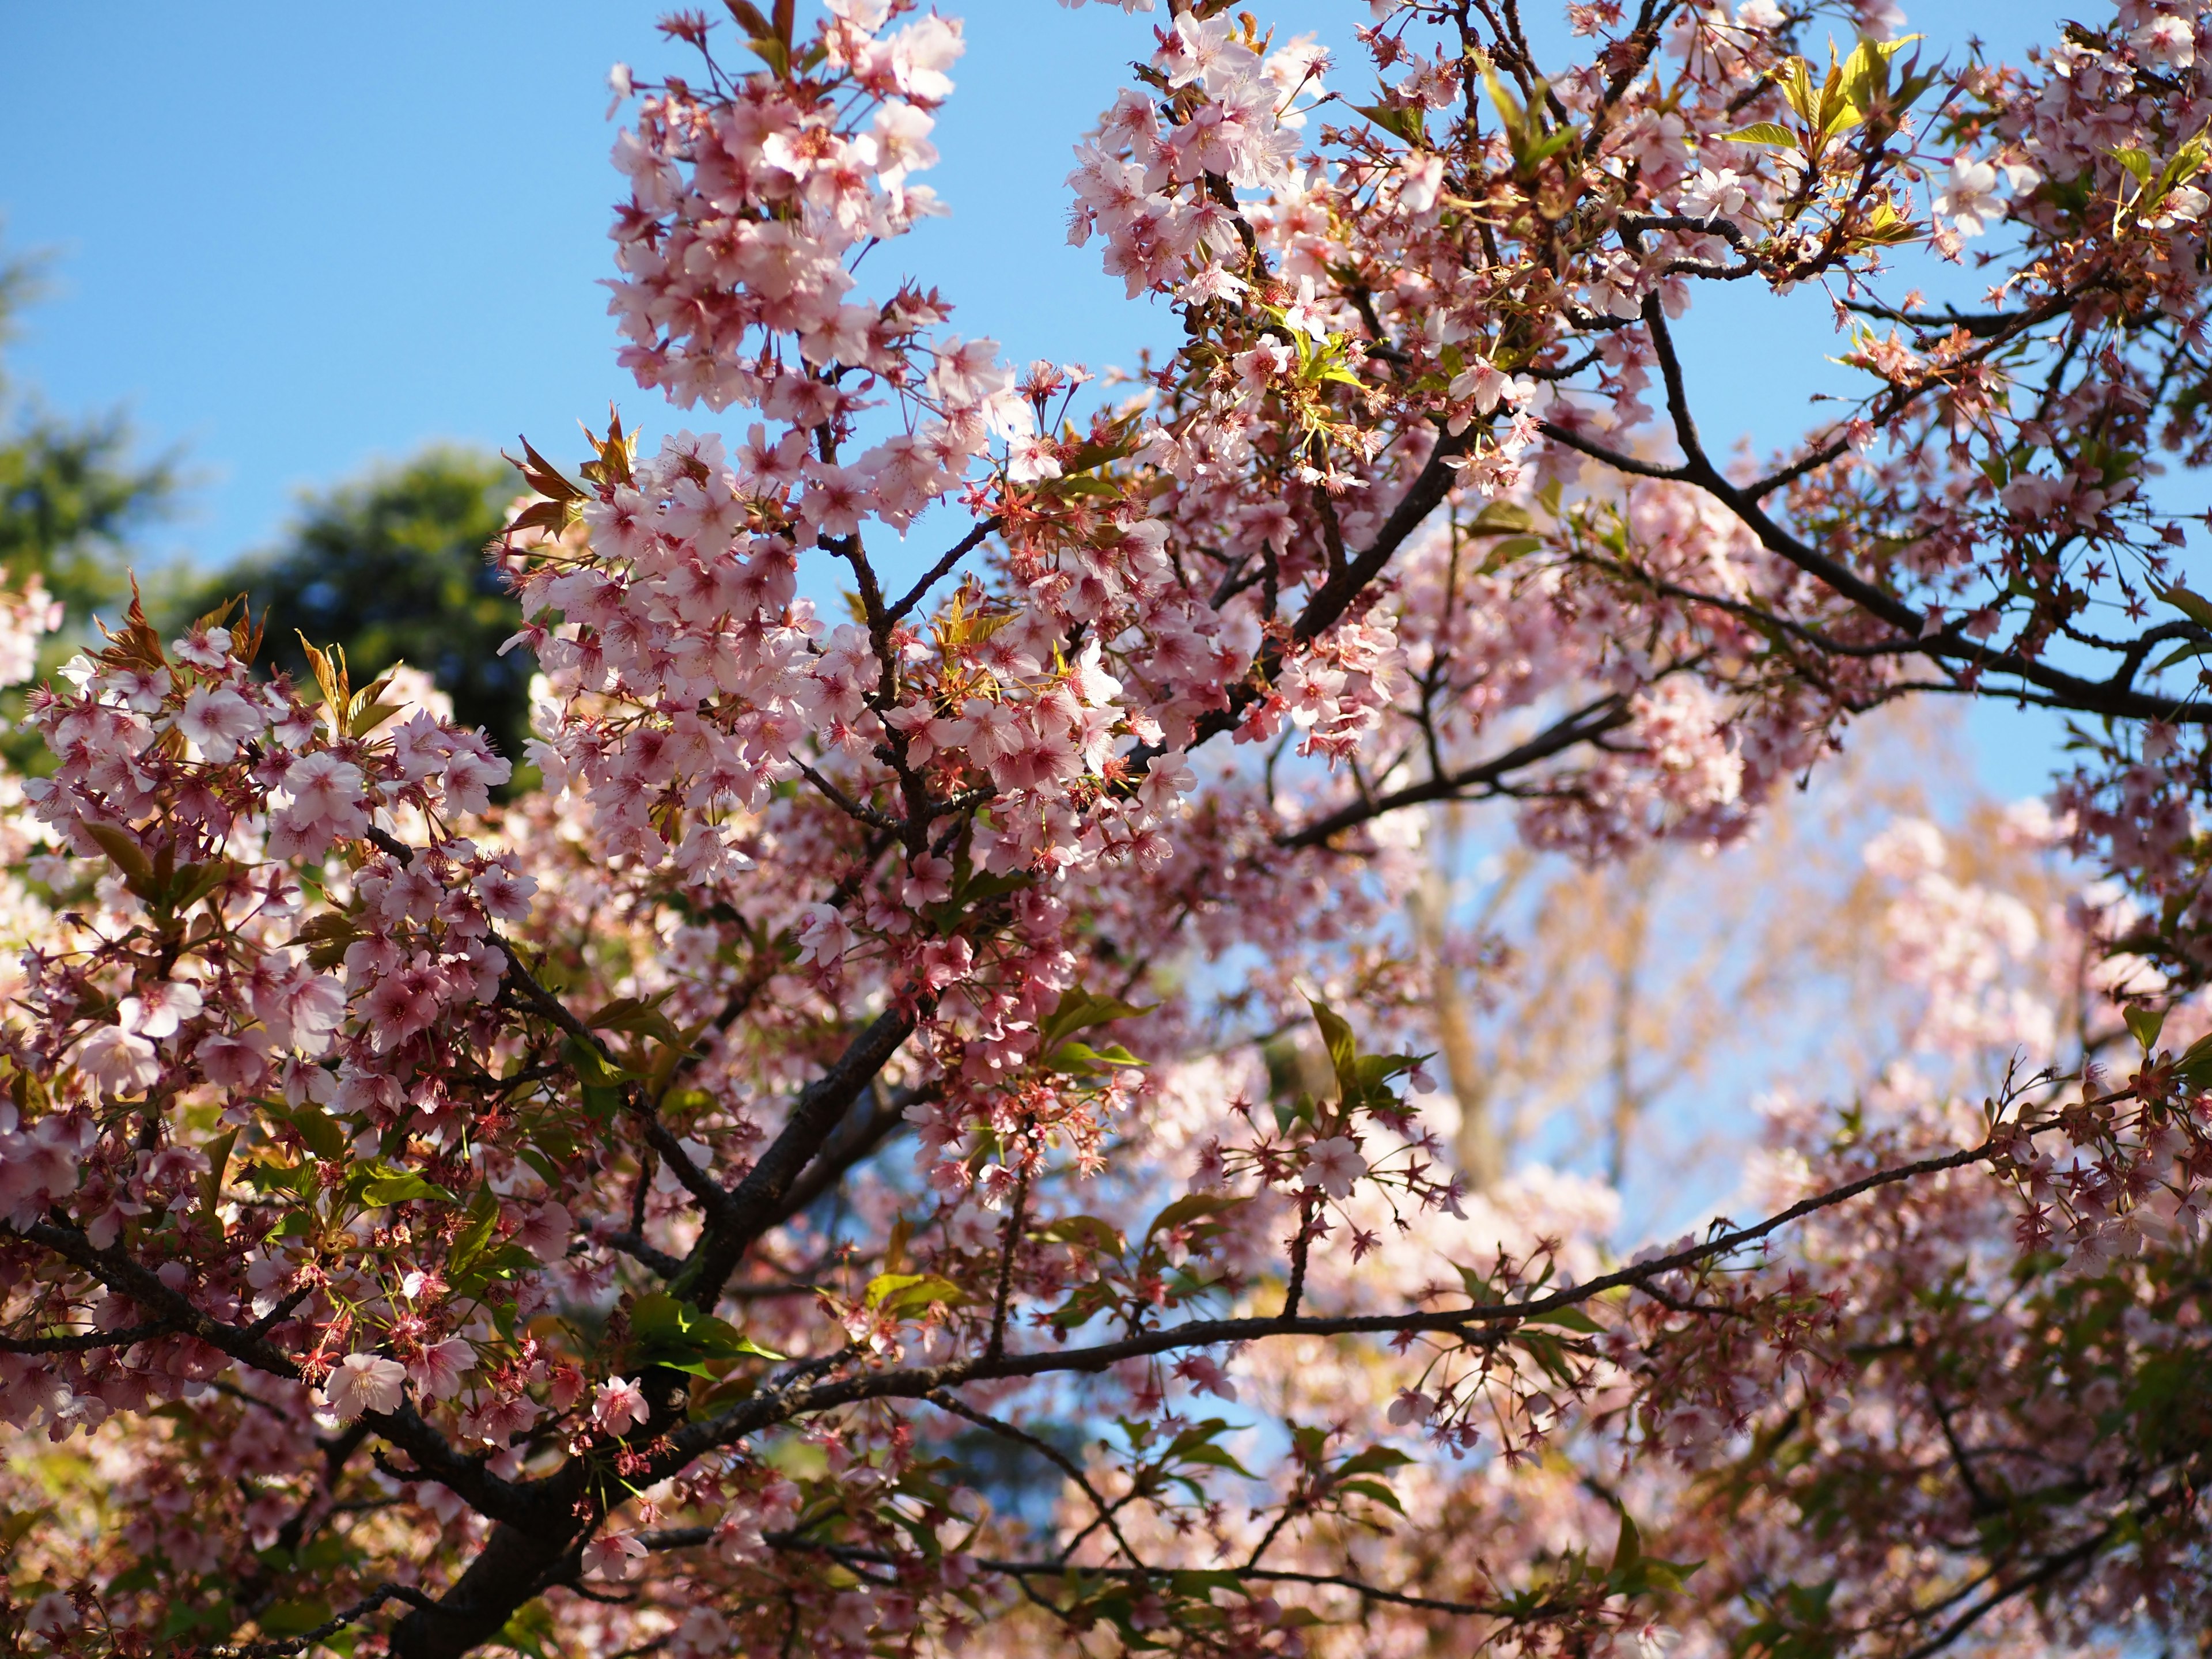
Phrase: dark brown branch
[
  {"left": 888, "top": 516, "right": 1002, "bottom": 621},
  {"left": 1600, "top": 300, "right": 2212, "bottom": 726},
  {"left": 636, "top": 1529, "right": 1516, "bottom": 1620},
  {"left": 670, "top": 1007, "right": 919, "bottom": 1307},
  {"left": 923, "top": 1390, "right": 1147, "bottom": 1567},
  {"left": 209, "top": 1583, "right": 438, "bottom": 1659},
  {"left": 1278, "top": 696, "right": 1633, "bottom": 849},
  {"left": 762, "top": 1081, "right": 930, "bottom": 1230},
  {"left": 602, "top": 1229, "right": 687, "bottom": 1280},
  {"left": 796, "top": 760, "right": 900, "bottom": 831},
  {"left": 0, "top": 1319, "right": 178, "bottom": 1353}
]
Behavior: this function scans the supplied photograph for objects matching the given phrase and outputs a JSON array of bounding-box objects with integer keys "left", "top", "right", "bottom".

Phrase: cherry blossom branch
[
  {"left": 1622, "top": 301, "right": 2212, "bottom": 724},
  {"left": 1282, "top": 1191, "right": 1318, "bottom": 1320},
  {"left": 671, "top": 1006, "right": 919, "bottom": 1307},
  {"left": 1279, "top": 695, "right": 1634, "bottom": 849},
  {"left": 1149, "top": 433, "right": 1478, "bottom": 770},
  {"left": 206, "top": 1583, "right": 438, "bottom": 1659},
  {"left": 794, "top": 760, "right": 900, "bottom": 831},
  {"left": 1534, "top": 419, "right": 1694, "bottom": 483},
  {"left": 600, "top": 1229, "right": 687, "bottom": 1281},
  {"left": 921, "top": 1390, "right": 1147, "bottom": 1567},
  {"left": 658, "top": 1123, "right": 2043, "bottom": 1472},
  {"left": 762, "top": 1081, "right": 937, "bottom": 1234},
  {"left": 0, "top": 1319, "right": 180, "bottom": 1353},
  {"left": 1292, "top": 437, "right": 1472, "bottom": 649},
  {"left": 390, "top": 1520, "right": 593, "bottom": 1659},
  {"left": 18, "top": 1218, "right": 520, "bottom": 1524},
  {"left": 487, "top": 934, "right": 732, "bottom": 1219},
  {"left": 632, "top": 1530, "right": 1518, "bottom": 1621},
  {"left": 987, "top": 1168, "right": 1030, "bottom": 1361},
  {"left": 887, "top": 516, "right": 1002, "bottom": 622},
  {"left": 1895, "top": 1513, "right": 2139, "bottom": 1659}
]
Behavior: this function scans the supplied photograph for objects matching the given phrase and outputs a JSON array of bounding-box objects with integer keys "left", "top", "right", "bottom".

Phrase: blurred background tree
[
  {"left": 0, "top": 246, "right": 175, "bottom": 623},
  {"left": 167, "top": 446, "right": 530, "bottom": 763},
  {"left": 2, "top": 241, "right": 529, "bottom": 769}
]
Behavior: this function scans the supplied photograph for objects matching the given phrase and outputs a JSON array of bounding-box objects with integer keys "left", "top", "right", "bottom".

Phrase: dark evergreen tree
[{"left": 173, "top": 447, "right": 529, "bottom": 762}]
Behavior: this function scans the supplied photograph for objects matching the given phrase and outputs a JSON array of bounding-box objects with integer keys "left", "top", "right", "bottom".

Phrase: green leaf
[
  {"left": 564, "top": 1033, "right": 645, "bottom": 1088},
  {"left": 349, "top": 699, "right": 406, "bottom": 738},
  {"left": 1336, "top": 1477, "right": 1406, "bottom": 1513},
  {"left": 170, "top": 858, "right": 236, "bottom": 914},
  {"left": 254, "top": 1599, "right": 332, "bottom": 1639},
  {"left": 82, "top": 821, "right": 155, "bottom": 897},
  {"left": 1517, "top": 1328, "right": 1580, "bottom": 1386},
  {"left": 1166, "top": 1420, "right": 1255, "bottom": 1478},
  {"left": 721, "top": 1, "right": 774, "bottom": 39},
  {"left": 1726, "top": 121, "right": 1798, "bottom": 146},
  {"left": 579, "top": 1082, "right": 623, "bottom": 1126},
  {"left": 1145, "top": 1192, "right": 1248, "bottom": 1241},
  {"left": 1049, "top": 1281, "right": 1117, "bottom": 1331},
  {"left": 1521, "top": 125, "right": 1577, "bottom": 168},
  {"left": 1307, "top": 997, "right": 1360, "bottom": 1100},
  {"left": 355, "top": 1163, "right": 455, "bottom": 1207},
  {"left": 1478, "top": 66, "right": 1525, "bottom": 143},
  {"left": 629, "top": 1290, "right": 785, "bottom": 1376},
  {"left": 201, "top": 1127, "right": 238, "bottom": 1218},
  {"left": 496, "top": 1601, "right": 560, "bottom": 1659},
  {"left": 1478, "top": 535, "right": 1543, "bottom": 573},
  {"left": 2113, "top": 145, "right": 2156, "bottom": 184},
  {"left": 1048, "top": 474, "right": 1123, "bottom": 499},
  {"left": 2156, "top": 582, "right": 2212, "bottom": 631},
  {"left": 451, "top": 1243, "right": 542, "bottom": 1297},
  {"left": 1611, "top": 1505, "right": 1643, "bottom": 1577},
  {"left": 1522, "top": 1304, "right": 1606, "bottom": 1334},
  {"left": 587, "top": 993, "right": 683, "bottom": 1047},
  {"left": 1173, "top": 1441, "right": 1256, "bottom": 1476},
  {"left": 1838, "top": 33, "right": 1921, "bottom": 108},
  {"left": 1353, "top": 101, "right": 1426, "bottom": 147},
  {"left": 2173, "top": 1031, "right": 2212, "bottom": 1089},
  {"left": 1060, "top": 432, "right": 1141, "bottom": 475},
  {"left": 1335, "top": 1444, "right": 1415, "bottom": 1478},
  {"left": 278, "top": 1101, "right": 348, "bottom": 1162},
  {"left": 863, "top": 1272, "right": 969, "bottom": 1319},
  {"left": 1037, "top": 984, "right": 1155, "bottom": 1052},
  {"left": 1037, "top": 1214, "right": 1127, "bottom": 1255},
  {"left": 1045, "top": 1039, "right": 1145, "bottom": 1076},
  {"left": 1467, "top": 500, "right": 1535, "bottom": 535},
  {"left": 2125, "top": 1004, "right": 2167, "bottom": 1054},
  {"left": 448, "top": 1188, "right": 501, "bottom": 1278}
]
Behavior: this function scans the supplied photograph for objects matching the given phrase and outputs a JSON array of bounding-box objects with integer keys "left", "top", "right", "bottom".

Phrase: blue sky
[{"left": 2, "top": 0, "right": 2073, "bottom": 789}]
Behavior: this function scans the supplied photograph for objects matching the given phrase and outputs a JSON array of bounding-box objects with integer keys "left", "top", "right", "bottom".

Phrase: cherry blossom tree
[{"left": 6, "top": 1, "right": 2212, "bottom": 1656}]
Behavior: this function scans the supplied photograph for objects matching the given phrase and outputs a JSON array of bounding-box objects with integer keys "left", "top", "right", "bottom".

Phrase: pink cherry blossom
[
  {"left": 325, "top": 1354, "right": 408, "bottom": 1419},
  {"left": 592, "top": 1376, "right": 649, "bottom": 1435}
]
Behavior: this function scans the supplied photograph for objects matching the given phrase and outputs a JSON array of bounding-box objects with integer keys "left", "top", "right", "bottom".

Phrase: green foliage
[
  {"left": 1037, "top": 982, "right": 1153, "bottom": 1075},
  {"left": 627, "top": 1290, "right": 785, "bottom": 1377},
  {"left": 0, "top": 409, "right": 175, "bottom": 616},
  {"left": 169, "top": 446, "right": 529, "bottom": 763},
  {"left": 863, "top": 1271, "right": 970, "bottom": 1319}
]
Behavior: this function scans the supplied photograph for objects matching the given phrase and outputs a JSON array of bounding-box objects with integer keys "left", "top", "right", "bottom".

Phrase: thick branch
[{"left": 671, "top": 1007, "right": 918, "bottom": 1306}]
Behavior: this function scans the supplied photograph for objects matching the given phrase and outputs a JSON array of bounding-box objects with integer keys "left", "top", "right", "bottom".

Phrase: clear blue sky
[{"left": 1, "top": 0, "right": 2071, "bottom": 788}]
